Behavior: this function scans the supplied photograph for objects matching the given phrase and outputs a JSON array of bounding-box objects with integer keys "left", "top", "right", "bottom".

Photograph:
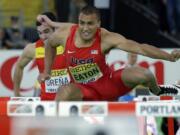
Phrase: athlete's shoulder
[
  {"left": 22, "top": 42, "right": 36, "bottom": 58},
  {"left": 100, "top": 28, "right": 112, "bottom": 42},
  {"left": 101, "top": 28, "right": 125, "bottom": 41},
  {"left": 24, "top": 42, "right": 35, "bottom": 51},
  {"left": 100, "top": 28, "right": 111, "bottom": 37}
]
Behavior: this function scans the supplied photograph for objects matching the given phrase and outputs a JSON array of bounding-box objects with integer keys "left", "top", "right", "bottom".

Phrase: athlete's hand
[
  {"left": 37, "top": 15, "right": 54, "bottom": 27},
  {"left": 38, "top": 73, "right": 51, "bottom": 83},
  {"left": 170, "top": 49, "right": 180, "bottom": 62}
]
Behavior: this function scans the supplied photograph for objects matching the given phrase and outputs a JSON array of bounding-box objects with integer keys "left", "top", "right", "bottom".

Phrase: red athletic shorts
[{"left": 77, "top": 68, "right": 132, "bottom": 101}]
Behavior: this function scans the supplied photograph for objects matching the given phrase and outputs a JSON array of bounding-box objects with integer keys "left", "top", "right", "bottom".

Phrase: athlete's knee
[
  {"left": 57, "top": 84, "right": 83, "bottom": 101},
  {"left": 144, "top": 69, "right": 154, "bottom": 80},
  {"left": 140, "top": 69, "right": 154, "bottom": 84}
]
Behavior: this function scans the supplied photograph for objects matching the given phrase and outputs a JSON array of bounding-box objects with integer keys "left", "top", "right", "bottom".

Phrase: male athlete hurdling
[{"left": 37, "top": 6, "right": 180, "bottom": 101}]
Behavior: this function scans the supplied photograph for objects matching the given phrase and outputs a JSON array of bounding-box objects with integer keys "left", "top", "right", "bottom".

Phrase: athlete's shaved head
[{"left": 80, "top": 5, "right": 100, "bottom": 21}]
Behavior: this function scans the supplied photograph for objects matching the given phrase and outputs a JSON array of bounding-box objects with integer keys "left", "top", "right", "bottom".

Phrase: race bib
[
  {"left": 69, "top": 63, "right": 103, "bottom": 84},
  {"left": 45, "top": 69, "right": 70, "bottom": 93}
]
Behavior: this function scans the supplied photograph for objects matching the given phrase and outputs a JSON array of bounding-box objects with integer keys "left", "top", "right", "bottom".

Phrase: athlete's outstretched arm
[
  {"left": 102, "top": 29, "right": 180, "bottom": 62},
  {"left": 37, "top": 14, "right": 74, "bottom": 29},
  {"left": 13, "top": 44, "right": 35, "bottom": 96}
]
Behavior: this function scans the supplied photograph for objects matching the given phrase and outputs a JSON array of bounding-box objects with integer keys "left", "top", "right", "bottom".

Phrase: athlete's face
[
  {"left": 78, "top": 13, "right": 100, "bottom": 41},
  {"left": 37, "top": 25, "right": 54, "bottom": 41}
]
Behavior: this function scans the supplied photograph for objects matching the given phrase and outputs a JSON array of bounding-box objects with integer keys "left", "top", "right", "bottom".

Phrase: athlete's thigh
[
  {"left": 121, "top": 66, "right": 148, "bottom": 88},
  {"left": 56, "top": 83, "right": 83, "bottom": 101},
  {"left": 111, "top": 68, "right": 132, "bottom": 96}
]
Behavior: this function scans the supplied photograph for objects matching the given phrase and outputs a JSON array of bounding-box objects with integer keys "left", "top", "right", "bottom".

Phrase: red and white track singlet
[{"left": 65, "top": 25, "right": 131, "bottom": 101}]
